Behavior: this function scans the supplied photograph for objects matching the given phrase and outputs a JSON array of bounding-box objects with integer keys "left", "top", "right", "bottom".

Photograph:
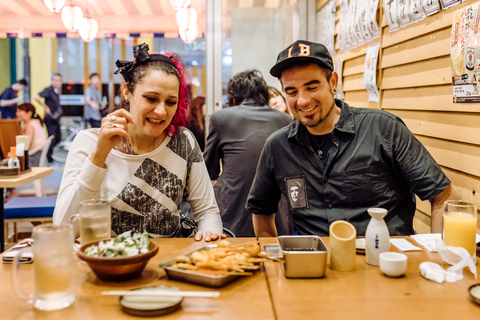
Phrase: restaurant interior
[{"left": 1, "top": 0, "right": 480, "bottom": 319}]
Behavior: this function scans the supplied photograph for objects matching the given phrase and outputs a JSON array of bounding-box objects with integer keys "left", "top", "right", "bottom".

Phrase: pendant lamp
[
  {"left": 175, "top": 7, "right": 197, "bottom": 31},
  {"left": 44, "top": 0, "right": 65, "bottom": 13},
  {"left": 79, "top": 17, "right": 99, "bottom": 42},
  {"left": 170, "top": 0, "right": 191, "bottom": 10},
  {"left": 179, "top": 24, "right": 198, "bottom": 43},
  {"left": 61, "top": 4, "right": 84, "bottom": 31}
]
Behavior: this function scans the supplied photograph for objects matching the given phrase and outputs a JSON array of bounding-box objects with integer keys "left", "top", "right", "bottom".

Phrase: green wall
[{"left": 0, "top": 39, "right": 11, "bottom": 93}]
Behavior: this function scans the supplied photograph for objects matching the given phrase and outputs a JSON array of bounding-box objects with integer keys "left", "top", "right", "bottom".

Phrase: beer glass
[
  {"left": 71, "top": 199, "right": 111, "bottom": 246},
  {"left": 12, "top": 223, "right": 75, "bottom": 310},
  {"left": 443, "top": 200, "right": 478, "bottom": 257}
]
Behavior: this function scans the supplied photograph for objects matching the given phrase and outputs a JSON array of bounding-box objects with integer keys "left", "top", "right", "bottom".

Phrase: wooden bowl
[{"left": 77, "top": 240, "right": 158, "bottom": 282}]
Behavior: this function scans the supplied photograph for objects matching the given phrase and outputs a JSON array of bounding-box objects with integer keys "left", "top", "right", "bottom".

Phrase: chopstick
[{"left": 102, "top": 290, "right": 220, "bottom": 298}]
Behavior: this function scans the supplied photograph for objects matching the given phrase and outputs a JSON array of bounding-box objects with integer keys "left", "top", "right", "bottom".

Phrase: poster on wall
[
  {"left": 397, "top": 0, "right": 413, "bottom": 27},
  {"left": 410, "top": 0, "right": 426, "bottom": 23},
  {"left": 423, "top": 0, "right": 441, "bottom": 16},
  {"left": 366, "top": 0, "right": 381, "bottom": 38},
  {"left": 334, "top": 55, "right": 345, "bottom": 100},
  {"left": 316, "top": 0, "right": 336, "bottom": 55},
  {"left": 451, "top": 2, "right": 480, "bottom": 103},
  {"left": 384, "top": 0, "right": 400, "bottom": 32},
  {"left": 364, "top": 42, "right": 381, "bottom": 102},
  {"left": 338, "top": 0, "right": 350, "bottom": 51},
  {"left": 359, "top": 0, "right": 373, "bottom": 40},
  {"left": 440, "top": 0, "right": 461, "bottom": 10}
]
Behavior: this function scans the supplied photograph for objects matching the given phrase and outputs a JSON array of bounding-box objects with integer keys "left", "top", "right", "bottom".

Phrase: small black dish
[
  {"left": 468, "top": 284, "right": 480, "bottom": 306},
  {"left": 119, "top": 286, "right": 183, "bottom": 317}
]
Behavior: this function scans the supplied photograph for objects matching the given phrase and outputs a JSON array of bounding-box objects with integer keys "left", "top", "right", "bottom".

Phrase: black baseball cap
[{"left": 270, "top": 40, "right": 334, "bottom": 78}]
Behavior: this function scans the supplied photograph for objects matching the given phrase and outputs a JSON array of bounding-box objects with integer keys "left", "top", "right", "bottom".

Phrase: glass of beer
[
  {"left": 12, "top": 223, "right": 76, "bottom": 310},
  {"left": 72, "top": 199, "right": 112, "bottom": 246},
  {"left": 443, "top": 200, "right": 478, "bottom": 258}
]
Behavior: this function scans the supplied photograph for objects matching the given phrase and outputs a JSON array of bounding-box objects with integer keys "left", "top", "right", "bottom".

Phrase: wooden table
[
  {"left": 259, "top": 237, "right": 480, "bottom": 320},
  {"left": 0, "top": 167, "right": 54, "bottom": 252},
  {"left": 0, "top": 238, "right": 275, "bottom": 320},
  {"left": 1, "top": 236, "right": 479, "bottom": 319}
]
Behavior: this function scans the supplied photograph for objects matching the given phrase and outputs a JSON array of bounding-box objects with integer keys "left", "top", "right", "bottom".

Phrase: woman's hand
[
  {"left": 90, "top": 109, "right": 134, "bottom": 168},
  {"left": 194, "top": 231, "right": 227, "bottom": 242}
]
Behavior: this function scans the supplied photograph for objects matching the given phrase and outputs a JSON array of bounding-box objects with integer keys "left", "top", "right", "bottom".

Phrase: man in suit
[
  {"left": 203, "top": 69, "right": 293, "bottom": 237},
  {"left": 0, "top": 79, "right": 27, "bottom": 119},
  {"left": 35, "top": 73, "right": 63, "bottom": 164}
]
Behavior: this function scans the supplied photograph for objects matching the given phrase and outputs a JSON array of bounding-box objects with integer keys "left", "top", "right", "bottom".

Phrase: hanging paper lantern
[
  {"left": 79, "top": 17, "right": 99, "bottom": 42},
  {"left": 175, "top": 7, "right": 197, "bottom": 31},
  {"left": 44, "top": 0, "right": 66, "bottom": 13},
  {"left": 169, "top": 0, "right": 191, "bottom": 10},
  {"left": 179, "top": 24, "right": 198, "bottom": 43},
  {"left": 61, "top": 4, "right": 83, "bottom": 31}
]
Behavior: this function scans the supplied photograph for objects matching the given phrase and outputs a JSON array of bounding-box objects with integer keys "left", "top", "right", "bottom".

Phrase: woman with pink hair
[{"left": 54, "top": 44, "right": 225, "bottom": 241}]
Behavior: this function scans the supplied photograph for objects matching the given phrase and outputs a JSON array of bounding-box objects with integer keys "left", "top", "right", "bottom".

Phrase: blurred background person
[
  {"left": 268, "top": 86, "right": 290, "bottom": 116},
  {"left": 16, "top": 103, "right": 47, "bottom": 166},
  {"left": 204, "top": 69, "right": 293, "bottom": 237},
  {"left": 84, "top": 72, "right": 106, "bottom": 128},
  {"left": 35, "top": 73, "right": 63, "bottom": 164},
  {"left": 0, "top": 79, "right": 27, "bottom": 119},
  {"left": 189, "top": 96, "right": 206, "bottom": 151}
]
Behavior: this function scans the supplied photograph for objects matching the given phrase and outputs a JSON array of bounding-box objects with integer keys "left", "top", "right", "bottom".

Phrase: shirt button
[
  {"left": 323, "top": 176, "right": 328, "bottom": 181},
  {"left": 328, "top": 203, "right": 333, "bottom": 208}
]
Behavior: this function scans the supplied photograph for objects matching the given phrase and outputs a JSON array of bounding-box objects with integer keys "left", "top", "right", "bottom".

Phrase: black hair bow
[{"left": 114, "top": 43, "right": 151, "bottom": 82}]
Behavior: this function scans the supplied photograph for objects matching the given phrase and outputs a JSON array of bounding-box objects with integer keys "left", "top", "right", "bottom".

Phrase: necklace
[{"left": 312, "top": 139, "right": 326, "bottom": 159}]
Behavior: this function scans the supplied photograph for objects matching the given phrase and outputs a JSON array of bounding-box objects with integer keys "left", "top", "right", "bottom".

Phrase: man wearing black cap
[{"left": 247, "top": 40, "right": 456, "bottom": 237}]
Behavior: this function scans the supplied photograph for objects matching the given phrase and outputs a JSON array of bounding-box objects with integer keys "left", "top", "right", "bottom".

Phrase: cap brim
[{"left": 270, "top": 56, "right": 333, "bottom": 78}]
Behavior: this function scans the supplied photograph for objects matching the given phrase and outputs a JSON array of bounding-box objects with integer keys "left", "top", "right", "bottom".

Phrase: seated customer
[
  {"left": 53, "top": 43, "right": 224, "bottom": 241},
  {"left": 204, "top": 70, "right": 293, "bottom": 236},
  {"left": 16, "top": 103, "right": 47, "bottom": 166},
  {"left": 247, "top": 40, "right": 457, "bottom": 238}
]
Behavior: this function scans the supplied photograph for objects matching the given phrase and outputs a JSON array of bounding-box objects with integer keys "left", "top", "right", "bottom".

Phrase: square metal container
[
  {"left": 159, "top": 245, "right": 242, "bottom": 288},
  {"left": 277, "top": 235, "right": 328, "bottom": 278}
]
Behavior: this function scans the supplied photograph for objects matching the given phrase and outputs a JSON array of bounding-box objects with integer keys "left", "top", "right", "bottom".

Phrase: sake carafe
[{"left": 365, "top": 208, "right": 390, "bottom": 266}]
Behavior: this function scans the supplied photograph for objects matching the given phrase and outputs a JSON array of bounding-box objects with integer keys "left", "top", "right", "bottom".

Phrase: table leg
[{"left": 1, "top": 187, "right": 4, "bottom": 253}]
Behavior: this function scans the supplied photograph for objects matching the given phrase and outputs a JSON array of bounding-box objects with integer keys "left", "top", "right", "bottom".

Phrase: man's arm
[
  {"left": 34, "top": 94, "right": 50, "bottom": 115},
  {"left": 253, "top": 213, "right": 278, "bottom": 238},
  {"left": 429, "top": 184, "right": 458, "bottom": 233},
  {"left": 85, "top": 96, "right": 99, "bottom": 110},
  {"left": 0, "top": 96, "right": 21, "bottom": 107}
]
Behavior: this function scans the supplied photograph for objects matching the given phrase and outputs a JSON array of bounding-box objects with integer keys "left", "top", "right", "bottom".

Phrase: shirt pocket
[{"left": 342, "top": 166, "right": 390, "bottom": 206}]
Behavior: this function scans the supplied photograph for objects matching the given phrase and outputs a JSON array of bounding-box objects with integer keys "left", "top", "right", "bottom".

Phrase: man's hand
[{"left": 194, "top": 231, "right": 227, "bottom": 241}]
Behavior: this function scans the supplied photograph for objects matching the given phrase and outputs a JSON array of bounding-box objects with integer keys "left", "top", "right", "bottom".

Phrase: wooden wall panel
[
  {"left": 343, "top": 73, "right": 365, "bottom": 91},
  {"left": 381, "top": 27, "right": 450, "bottom": 68},
  {"left": 343, "top": 55, "right": 365, "bottom": 76},
  {"left": 382, "top": 56, "right": 451, "bottom": 89}
]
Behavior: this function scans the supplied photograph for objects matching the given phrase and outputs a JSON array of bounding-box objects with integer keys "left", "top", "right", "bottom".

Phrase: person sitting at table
[
  {"left": 16, "top": 103, "right": 48, "bottom": 167},
  {"left": 247, "top": 40, "right": 457, "bottom": 238},
  {"left": 53, "top": 43, "right": 225, "bottom": 241}
]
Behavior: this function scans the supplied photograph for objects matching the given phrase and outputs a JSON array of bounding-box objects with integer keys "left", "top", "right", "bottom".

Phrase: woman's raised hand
[{"left": 89, "top": 109, "right": 134, "bottom": 168}]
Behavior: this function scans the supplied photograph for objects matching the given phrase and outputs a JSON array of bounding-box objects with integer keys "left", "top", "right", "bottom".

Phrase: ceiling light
[
  {"left": 44, "top": 0, "right": 66, "bottom": 13},
  {"left": 175, "top": 7, "right": 197, "bottom": 31},
  {"left": 61, "top": 4, "right": 83, "bottom": 31},
  {"left": 79, "top": 17, "right": 98, "bottom": 42},
  {"left": 179, "top": 24, "right": 198, "bottom": 43},
  {"left": 169, "top": 0, "right": 191, "bottom": 10}
]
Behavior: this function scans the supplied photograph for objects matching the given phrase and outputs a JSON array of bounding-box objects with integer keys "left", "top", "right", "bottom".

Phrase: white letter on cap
[{"left": 298, "top": 44, "right": 310, "bottom": 56}]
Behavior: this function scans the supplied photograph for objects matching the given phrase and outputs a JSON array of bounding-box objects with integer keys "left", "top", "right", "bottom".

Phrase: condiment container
[{"left": 278, "top": 235, "right": 328, "bottom": 278}]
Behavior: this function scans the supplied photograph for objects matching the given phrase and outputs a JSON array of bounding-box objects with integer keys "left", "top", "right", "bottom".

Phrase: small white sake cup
[{"left": 379, "top": 252, "right": 407, "bottom": 277}]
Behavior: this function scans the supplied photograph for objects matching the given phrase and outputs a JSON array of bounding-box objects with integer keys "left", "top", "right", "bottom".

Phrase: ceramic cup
[
  {"left": 329, "top": 220, "right": 356, "bottom": 271},
  {"left": 379, "top": 252, "right": 407, "bottom": 277}
]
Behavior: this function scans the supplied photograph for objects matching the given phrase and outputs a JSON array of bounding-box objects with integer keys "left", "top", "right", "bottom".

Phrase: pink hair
[{"left": 163, "top": 52, "right": 191, "bottom": 137}]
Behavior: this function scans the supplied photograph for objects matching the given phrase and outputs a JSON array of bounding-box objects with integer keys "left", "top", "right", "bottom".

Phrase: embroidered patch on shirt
[{"left": 285, "top": 177, "right": 307, "bottom": 209}]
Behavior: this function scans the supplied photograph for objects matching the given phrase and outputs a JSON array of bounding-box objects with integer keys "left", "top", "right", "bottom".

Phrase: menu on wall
[
  {"left": 364, "top": 42, "right": 381, "bottom": 102},
  {"left": 423, "top": 0, "right": 441, "bottom": 16},
  {"left": 334, "top": 55, "right": 345, "bottom": 101},
  {"left": 316, "top": 0, "right": 336, "bottom": 55},
  {"left": 451, "top": 2, "right": 480, "bottom": 103}
]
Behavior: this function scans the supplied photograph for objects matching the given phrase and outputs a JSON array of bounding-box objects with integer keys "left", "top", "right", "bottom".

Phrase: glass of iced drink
[
  {"left": 76, "top": 199, "right": 112, "bottom": 246},
  {"left": 443, "top": 200, "right": 478, "bottom": 259},
  {"left": 12, "top": 223, "right": 75, "bottom": 310}
]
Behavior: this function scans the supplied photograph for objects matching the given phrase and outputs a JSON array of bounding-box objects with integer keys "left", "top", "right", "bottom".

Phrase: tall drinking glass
[
  {"left": 71, "top": 199, "right": 111, "bottom": 246},
  {"left": 443, "top": 200, "right": 478, "bottom": 258},
  {"left": 12, "top": 223, "right": 75, "bottom": 310}
]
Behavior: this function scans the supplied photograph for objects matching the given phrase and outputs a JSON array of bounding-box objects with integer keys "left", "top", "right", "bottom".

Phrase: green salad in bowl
[{"left": 84, "top": 231, "right": 150, "bottom": 258}]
